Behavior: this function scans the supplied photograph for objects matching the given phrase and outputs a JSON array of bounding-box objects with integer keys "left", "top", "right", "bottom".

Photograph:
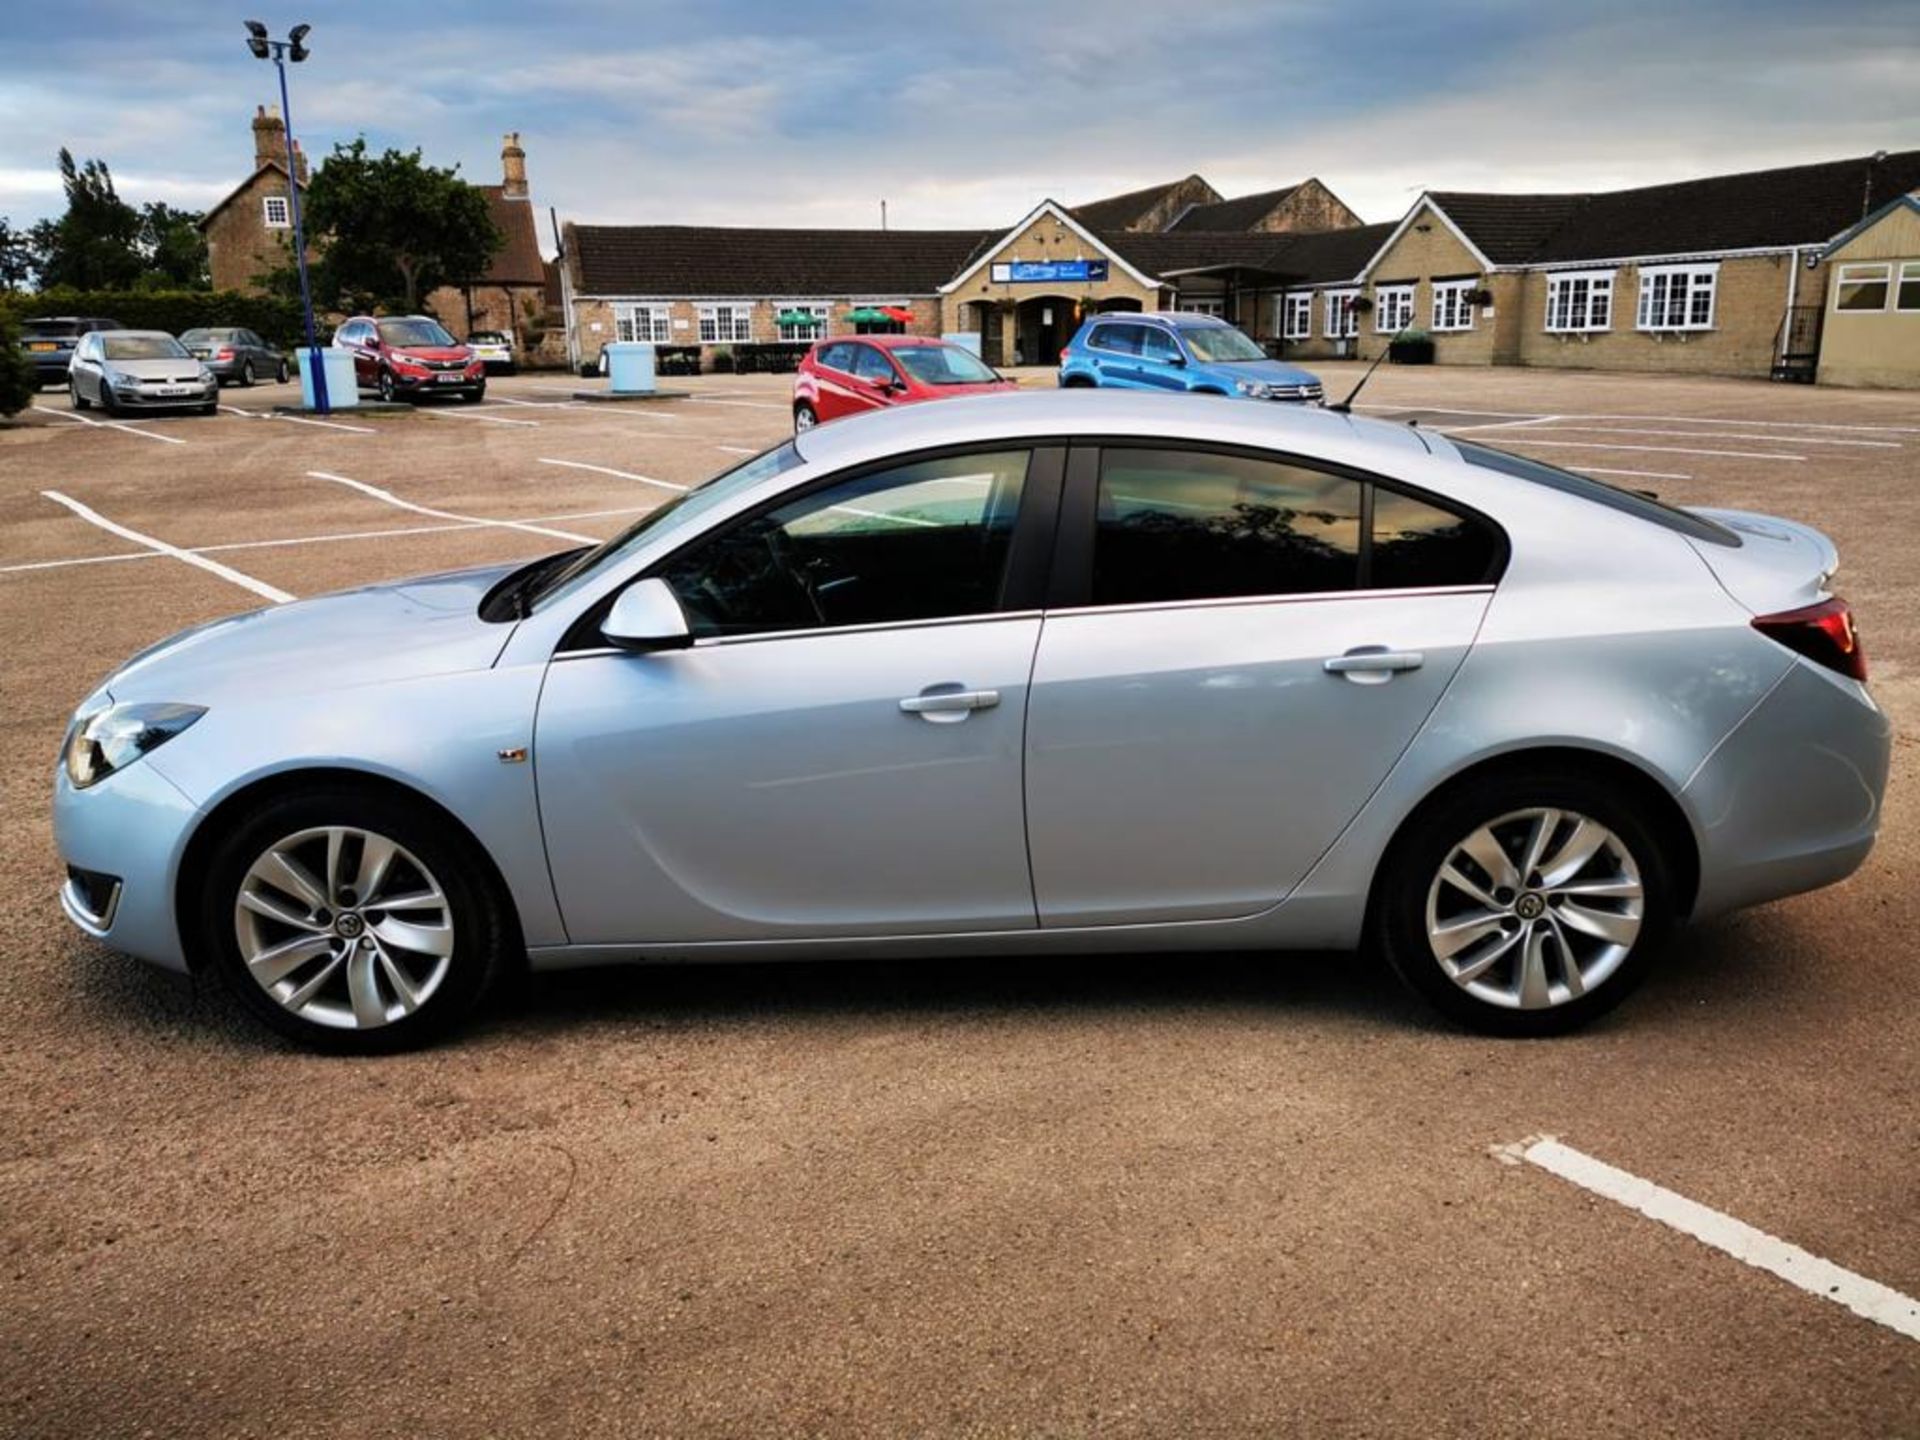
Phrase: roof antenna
[{"left": 1326, "top": 321, "right": 1413, "bottom": 414}]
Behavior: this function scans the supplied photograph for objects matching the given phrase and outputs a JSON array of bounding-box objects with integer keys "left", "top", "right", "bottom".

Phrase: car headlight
[
  {"left": 1235, "top": 380, "right": 1273, "bottom": 399},
  {"left": 64, "top": 702, "right": 206, "bottom": 789},
  {"left": 109, "top": 371, "right": 139, "bottom": 390},
  {"left": 198, "top": 365, "right": 216, "bottom": 382}
]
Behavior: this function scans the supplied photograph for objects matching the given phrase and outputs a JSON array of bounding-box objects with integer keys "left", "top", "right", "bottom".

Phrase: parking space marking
[
  {"left": 536, "top": 458, "right": 689, "bottom": 492},
  {"left": 306, "top": 471, "right": 596, "bottom": 542},
  {"left": 1575, "top": 467, "right": 1693, "bottom": 480},
  {"left": 1499, "top": 1136, "right": 1920, "bottom": 1343},
  {"left": 1487, "top": 424, "right": 1898, "bottom": 449},
  {"left": 40, "top": 491, "right": 293, "bottom": 603},
  {"left": 715, "top": 445, "right": 759, "bottom": 455},
  {"left": 1358, "top": 401, "right": 1920, "bottom": 435},
  {"left": 1484, "top": 438, "right": 1805, "bottom": 462},
  {"left": 688, "top": 397, "right": 789, "bottom": 412},
  {"left": 488, "top": 397, "right": 581, "bottom": 409},
  {"left": 417, "top": 407, "right": 539, "bottom": 427},
  {"left": 36, "top": 404, "right": 187, "bottom": 446},
  {"left": 221, "top": 404, "right": 376, "bottom": 435}
]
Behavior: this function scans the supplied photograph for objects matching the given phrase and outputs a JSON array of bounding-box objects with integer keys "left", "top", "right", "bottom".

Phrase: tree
[
  {"left": 136, "top": 202, "right": 209, "bottom": 289},
  {"left": 0, "top": 312, "right": 36, "bottom": 417},
  {"left": 302, "top": 139, "right": 501, "bottom": 311},
  {"left": 0, "top": 217, "right": 33, "bottom": 291},
  {"left": 35, "top": 148, "right": 143, "bottom": 290}
]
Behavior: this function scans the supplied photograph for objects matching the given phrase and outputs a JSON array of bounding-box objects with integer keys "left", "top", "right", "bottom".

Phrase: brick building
[
  {"left": 560, "top": 151, "right": 1920, "bottom": 387},
  {"left": 423, "top": 134, "right": 554, "bottom": 359},
  {"left": 200, "top": 106, "right": 310, "bottom": 294}
]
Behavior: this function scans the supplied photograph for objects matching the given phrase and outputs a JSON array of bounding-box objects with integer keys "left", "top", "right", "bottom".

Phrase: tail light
[
  {"left": 1753, "top": 597, "right": 1866, "bottom": 681},
  {"left": 216, "top": 348, "right": 235, "bottom": 360}
]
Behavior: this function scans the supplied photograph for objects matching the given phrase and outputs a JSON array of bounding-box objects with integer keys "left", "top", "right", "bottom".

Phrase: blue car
[{"left": 1059, "top": 311, "right": 1323, "bottom": 403}]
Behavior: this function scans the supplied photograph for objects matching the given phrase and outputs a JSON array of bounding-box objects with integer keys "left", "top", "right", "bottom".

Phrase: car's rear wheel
[
  {"left": 376, "top": 369, "right": 396, "bottom": 403},
  {"left": 1373, "top": 769, "right": 1673, "bottom": 1036},
  {"left": 239, "top": 359, "right": 256, "bottom": 387},
  {"left": 276, "top": 358, "right": 290, "bottom": 384},
  {"left": 199, "top": 788, "right": 512, "bottom": 1053},
  {"left": 793, "top": 402, "right": 817, "bottom": 432}
]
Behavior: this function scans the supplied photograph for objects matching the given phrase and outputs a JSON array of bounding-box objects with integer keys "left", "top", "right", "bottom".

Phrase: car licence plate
[
  {"left": 158, "top": 386, "right": 192, "bottom": 396},
  {"left": 437, "top": 373, "right": 464, "bottom": 384},
  {"left": 29, "top": 342, "right": 57, "bottom": 352}
]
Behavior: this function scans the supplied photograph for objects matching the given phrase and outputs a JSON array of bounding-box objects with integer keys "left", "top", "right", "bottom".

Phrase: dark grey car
[
  {"left": 20, "top": 316, "right": 122, "bottom": 387},
  {"left": 179, "top": 328, "right": 289, "bottom": 387}
]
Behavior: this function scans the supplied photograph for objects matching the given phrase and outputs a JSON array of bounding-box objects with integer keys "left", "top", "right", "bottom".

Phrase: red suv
[
  {"left": 792, "top": 334, "right": 1014, "bottom": 431},
  {"left": 333, "top": 314, "right": 486, "bottom": 402}
]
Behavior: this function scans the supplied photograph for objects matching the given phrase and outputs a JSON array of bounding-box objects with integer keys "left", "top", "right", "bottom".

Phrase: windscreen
[
  {"left": 1181, "top": 325, "right": 1266, "bottom": 363},
  {"left": 890, "top": 344, "right": 1000, "bottom": 385},
  {"left": 377, "top": 318, "right": 456, "bottom": 347},
  {"left": 103, "top": 335, "right": 190, "bottom": 360},
  {"left": 23, "top": 319, "right": 81, "bottom": 338}
]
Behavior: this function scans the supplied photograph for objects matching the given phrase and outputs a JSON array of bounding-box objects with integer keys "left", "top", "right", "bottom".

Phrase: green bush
[
  {"left": 1388, "top": 327, "right": 1435, "bottom": 365},
  {"left": 0, "top": 311, "right": 36, "bottom": 417},
  {"left": 0, "top": 288, "right": 307, "bottom": 349}
]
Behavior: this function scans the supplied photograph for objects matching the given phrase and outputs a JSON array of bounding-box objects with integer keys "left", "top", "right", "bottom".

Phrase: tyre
[
  {"left": 376, "top": 369, "right": 396, "bottom": 403},
  {"left": 199, "top": 786, "right": 514, "bottom": 1053},
  {"left": 461, "top": 382, "right": 486, "bottom": 404},
  {"left": 99, "top": 386, "right": 119, "bottom": 417},
  {"left": 1061, "top": 373, "right": 1096, "bottom": 388},
  {"left": 200, "top": 401, "right": 218, "bottom": 416},
  {"left": 276, "top": 358, "right": 290, "bottom": 384},
  {"left": 240, "top": 359, "right": 256, "bottom": 387},
  {"left": 793, "top": 402, "right": 817, "bottom": 432},
  {"left": 70, "top": 379, "right": 90, "bottom": 411},
  {"left": 1372, "top": 768, "right": 1674, "bottom": 1036}
]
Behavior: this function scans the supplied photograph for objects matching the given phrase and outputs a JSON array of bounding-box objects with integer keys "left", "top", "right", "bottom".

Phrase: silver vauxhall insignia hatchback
[{"left": 55, "top": 392, "right": 1889, "bottom": 1051}]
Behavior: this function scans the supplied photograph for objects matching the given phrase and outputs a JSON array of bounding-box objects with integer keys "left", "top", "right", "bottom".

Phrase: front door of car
[
  {"left": 1024, "top": 443, "right": 1500, "bottom": 926},
  {"left": 535, "top": 446, "right": 1063, "bottom": 943}
]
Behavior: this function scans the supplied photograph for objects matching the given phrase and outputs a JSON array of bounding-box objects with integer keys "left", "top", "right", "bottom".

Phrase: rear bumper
[
  {"left": 1684, "top": 660, "right": 1891, "bottom": 918},
  {"left": 29, "top": 352, "right": 73, "bottom": 381}
]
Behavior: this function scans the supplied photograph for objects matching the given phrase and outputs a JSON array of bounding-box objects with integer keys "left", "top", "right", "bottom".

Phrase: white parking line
[
  {"left": 1490, "top": 424, "right": 1897, "bottom": 449},
  {"left": 36, "top": 404, "right": 187, "bottom": 446},
  {"left": 40, "top": 491, "right": 292, "bottom": 603},
  {"left": 536, "top": 458, "right": 689, "bottom": 492},
  {"left": 687, "top": 397, "right": 788, "bottom": 411},
  {"left": 1, "top": 505, "right": 653, "bottom": 577},
  {"left": 715, "top": 445, "right": 759, "bottom": 455},
  {"left": 1442, "top": 414, "right": 1564, "bottom": 433},
  {"left": 306, "top": 471, "right": 596, "bottom": 542},
  {"left": 1500, "top": 1136, "right": 1920, "bottom": 1343},
  {"left": 417, "top": 407, "right": 539, "bottom": 427},
  {"left": 1484, "top": 438, "right": 1804, "bottom": 462},
  {"left": 488, "top": 397, "right": 581, "bottom": 409},
  {"left": 221, "top": 404, "right": 376, "bottom": 435},
  {"left": 1358, "top": 402, "right": 1920, "bottom": 436}
]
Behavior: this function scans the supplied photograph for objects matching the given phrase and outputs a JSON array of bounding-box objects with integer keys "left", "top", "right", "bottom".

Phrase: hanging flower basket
[{"left": 1349, "top": 295, "right": 1376, "bottom": 315}]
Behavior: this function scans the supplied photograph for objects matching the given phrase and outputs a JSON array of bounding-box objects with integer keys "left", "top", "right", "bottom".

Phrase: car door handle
[
  {"left": 1323, "top": 647, "right": 1424, "bottom": 683},
  {"left": 899, "top": 687, "right": 1000, "bottom": 722}
]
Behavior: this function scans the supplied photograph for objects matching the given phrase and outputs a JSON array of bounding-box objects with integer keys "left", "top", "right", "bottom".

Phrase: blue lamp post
[{"left": 244, "top": 21, "right": 328, "bottom": 414}]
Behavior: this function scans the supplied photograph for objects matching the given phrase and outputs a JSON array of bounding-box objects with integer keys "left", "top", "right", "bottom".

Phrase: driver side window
[
  {"left": 656, "top": 450, "right": 1031, "bottom": 638},
  {"left": 851, "top": 345, "right": 897, "bottom": 384}
]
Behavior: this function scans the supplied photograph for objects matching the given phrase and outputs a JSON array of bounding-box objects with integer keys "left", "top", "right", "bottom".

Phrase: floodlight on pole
[{"left": 244, "top": 21, "right": 328, "bottom": 413}]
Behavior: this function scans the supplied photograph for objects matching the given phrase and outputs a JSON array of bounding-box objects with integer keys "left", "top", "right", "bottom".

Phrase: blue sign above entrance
[{"left": 991, "top": 259, "right": 1110, "bottom": 284}]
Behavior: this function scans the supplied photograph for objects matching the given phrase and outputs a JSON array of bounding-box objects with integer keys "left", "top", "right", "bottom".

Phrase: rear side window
[
  {"left": 1094, "top": 449, "right": 1363, "bottom": 603},
  {"left": 1456, "top": 439, "right": 1739, "bottom": 547},
  {"left": 1089, "top": 446, "right": 1501, "bottom": 606},
  {"left": 1089, "top": 323, "right": 1137, "bottom": 355},
  {"left": 816, "top": 342, "right": 855, "bottom": 372}
]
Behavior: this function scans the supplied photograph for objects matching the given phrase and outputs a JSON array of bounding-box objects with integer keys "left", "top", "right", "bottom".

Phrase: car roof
[
  {"left": 829, "top": 334, "right": 956, "bottom": 350},
  {"left": 97, "top": 330, "right": 180, "bottom": 340},
  {"left": 792, "top": 389, "right": 1434, "bottom": 472}
]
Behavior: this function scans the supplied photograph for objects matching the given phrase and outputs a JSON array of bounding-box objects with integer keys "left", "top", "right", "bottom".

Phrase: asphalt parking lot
[{"left": 3, "top": 362, "right": 1917, "bottom": 1437}]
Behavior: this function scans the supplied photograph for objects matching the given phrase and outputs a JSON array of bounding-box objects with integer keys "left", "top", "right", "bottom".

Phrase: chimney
[
  {"left": 252, "top": 104, "right": 287, "bottom": 173},
  {"left": 292, "top": 138, "right": 309, "bottom": 186},
  {"left": 501, "top": 132, "right": 528, "bottom": 200}
]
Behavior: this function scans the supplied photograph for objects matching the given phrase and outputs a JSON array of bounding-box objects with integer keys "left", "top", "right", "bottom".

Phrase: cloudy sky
[{"left": 3, "top": 0, "right": 1915, "bottom": 248}]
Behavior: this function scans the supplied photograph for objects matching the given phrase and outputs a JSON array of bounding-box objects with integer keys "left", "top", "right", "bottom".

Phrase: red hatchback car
[
  {"left": 792, "top": 334, "right": 1015, "bottom": 431},
  {"left": 333, "top": 314, "right": 487, "bottom": 403}
]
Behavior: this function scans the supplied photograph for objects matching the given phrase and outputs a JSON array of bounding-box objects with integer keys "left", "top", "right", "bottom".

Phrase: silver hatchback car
[{"left": 54, "top": 392, "right": 1889, "bottom": 1051}]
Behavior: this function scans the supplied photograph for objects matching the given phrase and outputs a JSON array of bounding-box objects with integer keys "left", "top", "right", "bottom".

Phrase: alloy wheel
[
  {"left": 377, "top": 370, "right": 395, "bottom": 402},
  {"left": 794, "top": 404, "right": 816, "bottom": 432},
  {"left": 1424, "top": 806, "right": 1644, "bottom": 1010},
  {"left": 233, "top": 825, "right": 455, "bottom": 1030},
  {"left": 240, "top": 360, "right": 255, "bottom": 386}
]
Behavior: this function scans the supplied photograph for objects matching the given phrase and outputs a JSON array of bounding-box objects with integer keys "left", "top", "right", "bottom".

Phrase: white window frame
[
  {"left": 614, "top": 304, "right": 672, "bottom": 343},
  {"left": 1177, "top": 297, "right": 1225, "bottom": 318},
  {"left": 1899, "top": 262, "right": 1920, "bottom": 313},
  {"left": 697, "top": 303, "right": 754, "bottom": 344},
  {"left": 1635, "top": 264, "right": 1718, "bottom": 332},
  {"left": 1430, "top": 279, "right": 1477, "bottom": 333},
  {"left": 1374, "top": 284, "right": 1414, "bottom": 333},
  {"left": 1281, "top": 292, "right": 1313, "bottom": 341},
  {"left": 1832, "top": 262, "right": 1892, "bottom": 313},
  {"left": 1323, "top": 289, "right": 1359, "bottom": 339},
  {"left": 774, "top": 302, "right": 831, "bottom": 342},
  {"left": 262, "top": 194, "right": 291, "bottom": 229},
  {"left": 1544, "top": 270, "right": 1615, "bottom": 333}
]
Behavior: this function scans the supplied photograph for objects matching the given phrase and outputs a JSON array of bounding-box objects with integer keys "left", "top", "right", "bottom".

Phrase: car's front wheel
[
  {"left": 70, "top": 378, "right": 90, "bottom": 410},
  {"left": 200, "top": 787, "right": 513, "bottom": 1053},
  {"left": 1373, "top": 769, "right": 1673, "bottom": 1036}
]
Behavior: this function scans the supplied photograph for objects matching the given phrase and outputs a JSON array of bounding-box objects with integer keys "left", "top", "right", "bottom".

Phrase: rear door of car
[{"left": 1022, "top": 440, "right": 1502, "bottom": 926}]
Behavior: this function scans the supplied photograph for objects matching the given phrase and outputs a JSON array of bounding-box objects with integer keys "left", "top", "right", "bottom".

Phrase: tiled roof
[
  {"left": 474, "top": 186, "right": 547, "bottom": 285},
  {"left": 1268, "top": 222, "right": 1399, "bottom": 284},
  {"left": 1102, "top": 222, "right": 1395, "bottom": 286},
  {"left": 1433, "top": 150, "right": 1920, "bottom": 266},
  {"left": 1071, "top": 177, "right": 1216, "bottom": 231},
  {"left": 1167, "top": 186, "right": 1300, "bottom": 232},
  {"left": 572, "top": 225, "right": 996, "bottom": 297}
]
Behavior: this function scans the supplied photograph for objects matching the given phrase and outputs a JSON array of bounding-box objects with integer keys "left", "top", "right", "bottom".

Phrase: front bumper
[
  {"left": 107, "top": 383, "right": 218, "bottom": 408},
  {"left": 392, "top": 369, "right": 486, "bottom": 395},
  {"left": 1684, "top": 659, "right": 1891, "bottom": 919},
  {"left": 52, "top": 758, "right": 201, "bottom": 972}
]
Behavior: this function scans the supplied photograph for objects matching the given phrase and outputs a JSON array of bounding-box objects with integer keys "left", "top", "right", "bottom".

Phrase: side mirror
[{"left": 601, "top": 577, "right": 692, "bottom": 653}]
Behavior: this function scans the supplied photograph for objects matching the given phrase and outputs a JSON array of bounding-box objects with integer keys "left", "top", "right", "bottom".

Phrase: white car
[{"left": 466, "top": 331, "right": 516, "bottom": 375}]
